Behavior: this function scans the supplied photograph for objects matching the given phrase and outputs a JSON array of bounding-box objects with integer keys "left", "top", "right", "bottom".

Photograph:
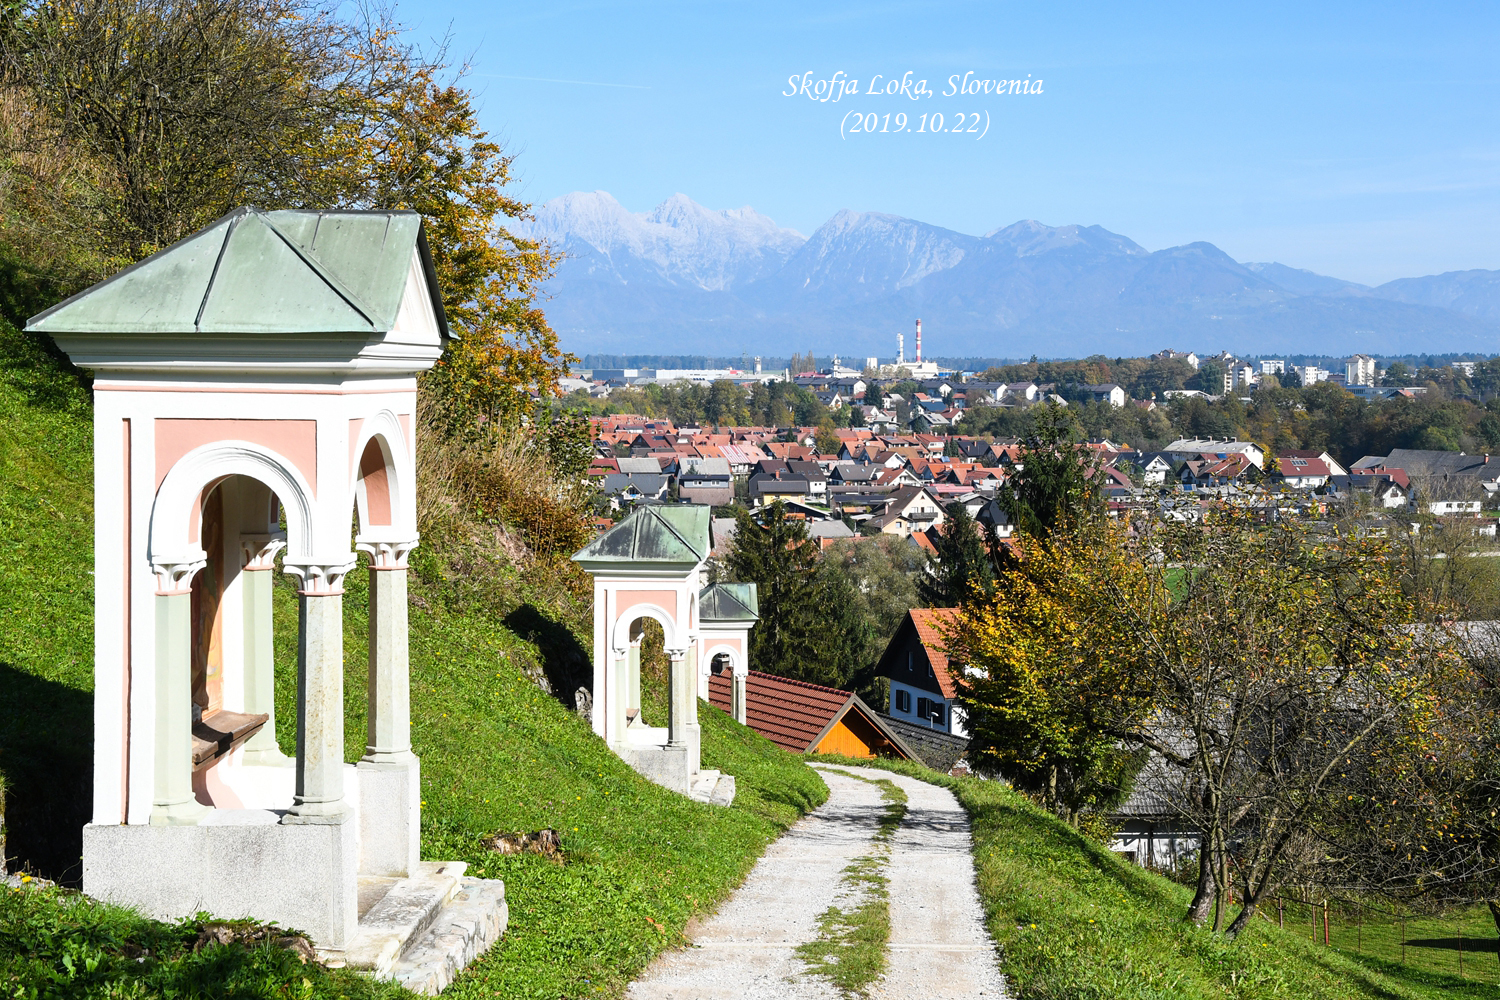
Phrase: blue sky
[{"left": 402, "top": 1, "right": 1500, "bottom": 285}]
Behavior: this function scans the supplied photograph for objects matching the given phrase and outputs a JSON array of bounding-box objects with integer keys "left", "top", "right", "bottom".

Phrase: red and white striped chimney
[{"left": 915, "top": 318, "right": 923, "bottom": 364}]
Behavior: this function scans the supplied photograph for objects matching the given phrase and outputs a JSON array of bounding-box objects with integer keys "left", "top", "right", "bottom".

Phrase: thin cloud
[{"left": 477, "top": 73, "right": 650, "bottom": 90}]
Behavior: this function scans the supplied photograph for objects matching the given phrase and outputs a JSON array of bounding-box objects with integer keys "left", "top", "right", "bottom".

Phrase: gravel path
[
  {"left": 628, "top": 764, "right": 1008, "bottom": 1000},
  {"left": 827, "top": 767, "right": 1009, "bottom": 1000}
]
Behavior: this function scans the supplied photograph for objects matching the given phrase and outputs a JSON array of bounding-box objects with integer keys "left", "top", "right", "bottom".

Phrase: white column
[
  {"left": 149, "top": 558, "right": 209, "bottom": 826},
  {"left": 239, "top": 535, "right": 287, "bottom": 765},
  {"left": 282, "top": 557, "right": 356, "bottom": 824},
  {"left": 611, "top": 645, "right": 630, "bottom": 744},
  {"left": 355, "top": 539, "right": 420, "bottom": 876},
  {"left": 356, "top": 540, "right": 417, "bottom": 765},
  {"left": 733, "top": 667, "right": 748, "bottom": 725},
  {"left": 667, "top": 647, "right": 691, "bottom": 748},
  {"left": 627, "top": 638, "right": 642, "bottom": 721}
]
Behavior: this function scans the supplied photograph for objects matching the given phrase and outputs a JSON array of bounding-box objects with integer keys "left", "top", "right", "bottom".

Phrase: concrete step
[
  {"left": 343, "top": 862, "right": 468, "bottom": 975},
  {"left": 390, "top": 876, "right": 509, "bottom": 995}
]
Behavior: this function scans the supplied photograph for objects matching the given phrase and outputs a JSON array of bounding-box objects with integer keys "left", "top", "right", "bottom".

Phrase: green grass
[
  {"left": 817, "top": 755, "right": 1500, "bottom": 1000},
  {"left": 0, "top": 320, "right": 829, "bottom": 998},
  {"left": 1, "top": 886, "right": 410, "bottom": 1000},
  {"left": 797, "top": 767, "right": 907, "bottom": 998}
]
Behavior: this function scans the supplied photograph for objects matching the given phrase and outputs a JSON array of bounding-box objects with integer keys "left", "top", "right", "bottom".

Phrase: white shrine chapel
[
  {"left": 571, "top": 506, "right": 757, "bottom": 804},
  {"left": 29, "top": 207, "right": 505, "bottom": 991}
]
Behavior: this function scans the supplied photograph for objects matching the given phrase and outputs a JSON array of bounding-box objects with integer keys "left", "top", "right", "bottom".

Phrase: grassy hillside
[
  {"left": 0, "top": 321, "right": 827, "bottom": 999},
  {"left": 825, "top": 756, "right": 1499, "bottom": 1000}
]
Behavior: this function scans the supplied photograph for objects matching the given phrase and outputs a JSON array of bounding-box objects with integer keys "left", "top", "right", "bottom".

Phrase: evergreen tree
[
  {"left": 727, "top": 501, "right": 821, "bottom": 679},
  {"left": 918, "top": 501, "right": 995, "bottom": 607},
  {"left": 997, "top": 403, "right": 1103, "bottom": 548}
]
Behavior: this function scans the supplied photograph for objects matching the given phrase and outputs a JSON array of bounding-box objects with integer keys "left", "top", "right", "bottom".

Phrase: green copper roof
[
  {"left": 699, "top": 583, "right": 759, "bottom": 623},
  {"left": 572, "top": 505, "right": 712, "bottom": 568},
  {"left": 27, "top": 207, "right": 448, "bottom": 338}
]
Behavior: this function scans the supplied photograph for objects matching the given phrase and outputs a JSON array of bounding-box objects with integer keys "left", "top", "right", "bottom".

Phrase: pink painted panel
[
  {"left": 359, "top": 439, "right": 392, "bottom": 526},
  {"left": 156, "top": 419, "right": 317, "bottom": 494},
  {"left": 616, "top": 589, "right": 679, "bottom": 636}
]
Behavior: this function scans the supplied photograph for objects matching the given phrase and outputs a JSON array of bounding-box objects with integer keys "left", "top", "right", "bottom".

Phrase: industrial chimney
[
  {"left": 898, "top": 332, "right": 905, "bottom": 366},
  {"left": 915, "top": 319, "right": 923, "bottom": 364}
]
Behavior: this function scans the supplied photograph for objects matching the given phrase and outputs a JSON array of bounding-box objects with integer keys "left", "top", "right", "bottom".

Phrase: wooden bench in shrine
[{"left": 191, "top": 711, "right": 270, "bottom": 771}]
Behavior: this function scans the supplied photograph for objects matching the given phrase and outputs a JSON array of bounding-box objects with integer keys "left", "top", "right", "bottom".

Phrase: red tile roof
[
  {"left": 707, "top": 670, "right": 912, "bottom": 756},
  {"left": 908, "top": 608, "right": 961, "bottom": 699}
]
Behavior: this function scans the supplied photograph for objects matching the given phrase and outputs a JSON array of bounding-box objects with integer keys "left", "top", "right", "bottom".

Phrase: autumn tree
[
  {"left": 0, "top": 0, "right": 571, "bottom": 432},
  {"left": 813, "top": 419, "right": 841, "bottom": 456},
  {"left": 952, "top": 520, "right": 1155, "bottom": 821},
  {"left": 1106, "top": 511, "right": 1466, "bottom": 937}
]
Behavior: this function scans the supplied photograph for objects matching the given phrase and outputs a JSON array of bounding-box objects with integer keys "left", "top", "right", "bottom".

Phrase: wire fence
[{"left": 1260, "top": 889, "right": 1498, "bottom": 984}]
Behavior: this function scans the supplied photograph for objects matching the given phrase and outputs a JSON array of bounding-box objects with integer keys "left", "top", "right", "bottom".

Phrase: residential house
[
  {"left": 707, "top": 671, "right": 917, "bottom": 759},
  {"left": 865, "top": 485, "right": 947, "bottom": 536},
  {"left": 1163, "top": 439, "right": 1265, "bottom": 469},
  {"left": 786, "top": 459, "right": 829, "bottom": 496},
  {"left": 1151, "top": 348, "right": 1200, "bottom": 369},
  {"left": 1327, "top": 471, "right": 1410, "bottom": 508},
  {"left": 1083, "top": 383, "right": 1127, "bottom": 407},
  {"left": 1352, "top": 448, "right": 1500, "bottom": 500},
  {"left": 875, "top": 609, "right": 966, "bottom": 736},
  {"left": 830, "top": 463, "right": 880, "bottom": 487},
  {"left": 599, "top": 473, "right": 668, "bottom": 508},
  {"left": 1276, "top": 449, "right": 1348, "bottom": 489},
  {"left": 677, "top": 457, "right": 733, "bottom": 506}
]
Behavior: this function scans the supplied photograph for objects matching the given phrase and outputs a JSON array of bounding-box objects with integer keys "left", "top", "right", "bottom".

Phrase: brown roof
[
  {"left": 908, "top": 608, "right": 961, "bottom": 698},
  {"left": 708, "top": 670, "right": 914, "bottom": 757}
]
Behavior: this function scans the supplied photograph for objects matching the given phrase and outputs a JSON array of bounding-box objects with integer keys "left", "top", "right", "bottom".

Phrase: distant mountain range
[{"left": 517, "top": 192, "right": 1500, "bottom": 358}]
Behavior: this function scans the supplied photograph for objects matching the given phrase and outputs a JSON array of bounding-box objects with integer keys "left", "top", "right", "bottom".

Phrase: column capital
[
  {"left": 356, "top": 536, "right": 419, "bottom": 570},
  {"left": 283, "top": 557, "right": 358, "bottom": 596},
  {"left": 666, "top": 647, "right": 689, "bottom": 661},
  {"left": 239, "top": 533, "right": 287, "bottom": 571},
  {"left": 151, "top": 553, "right": 206, "bottom": 595}
]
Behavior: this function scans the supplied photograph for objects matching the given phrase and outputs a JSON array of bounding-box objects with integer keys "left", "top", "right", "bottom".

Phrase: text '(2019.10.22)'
[{"left": 839, "top": 110, "right": 991, "bottom": 140}]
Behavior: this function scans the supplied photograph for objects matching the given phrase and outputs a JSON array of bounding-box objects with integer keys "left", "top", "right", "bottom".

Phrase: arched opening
[
  {"left": 148, "top": 441, "right": 318, "bottom": 825},
  {"left": 187, "top": 474, "right": 292, "bottom": 811},
  {"left": 618, "top": 610, "right": 675, "bottom": 730}
]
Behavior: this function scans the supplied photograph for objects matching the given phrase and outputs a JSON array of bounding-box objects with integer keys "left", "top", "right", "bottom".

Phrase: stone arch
[
  {"left": 150, "top": 440, "right": 316, "bottom": 572},
  {"left": 703, "top": 643, "right": 744, "bottom": 677},
  {"left": 351, "top": 410, "right": 414, "bottom": 540},
  {"left": 611, "top": 603, "right": 679, "bottom": 653}
]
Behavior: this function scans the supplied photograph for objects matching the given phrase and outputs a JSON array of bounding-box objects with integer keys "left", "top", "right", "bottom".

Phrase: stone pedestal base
[
  {"left": 357, "top": 757, "right": 420, "bottom": 878},
  {"left": 83, "top": 811, "right": 359, "bottom": 951},
  {"left": 618, "top": 726, "right": 734, "bottom": 806}
]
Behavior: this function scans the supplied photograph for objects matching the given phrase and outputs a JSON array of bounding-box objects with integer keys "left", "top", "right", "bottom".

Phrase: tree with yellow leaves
[{"left": 0, "top": 0, "right": 570, "bottom": 431}]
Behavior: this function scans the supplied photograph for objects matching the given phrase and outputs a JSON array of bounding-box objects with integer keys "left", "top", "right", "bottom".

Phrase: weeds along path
[{"left": 628, "top": 765, "right": 1008, "bottom": 1000}]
